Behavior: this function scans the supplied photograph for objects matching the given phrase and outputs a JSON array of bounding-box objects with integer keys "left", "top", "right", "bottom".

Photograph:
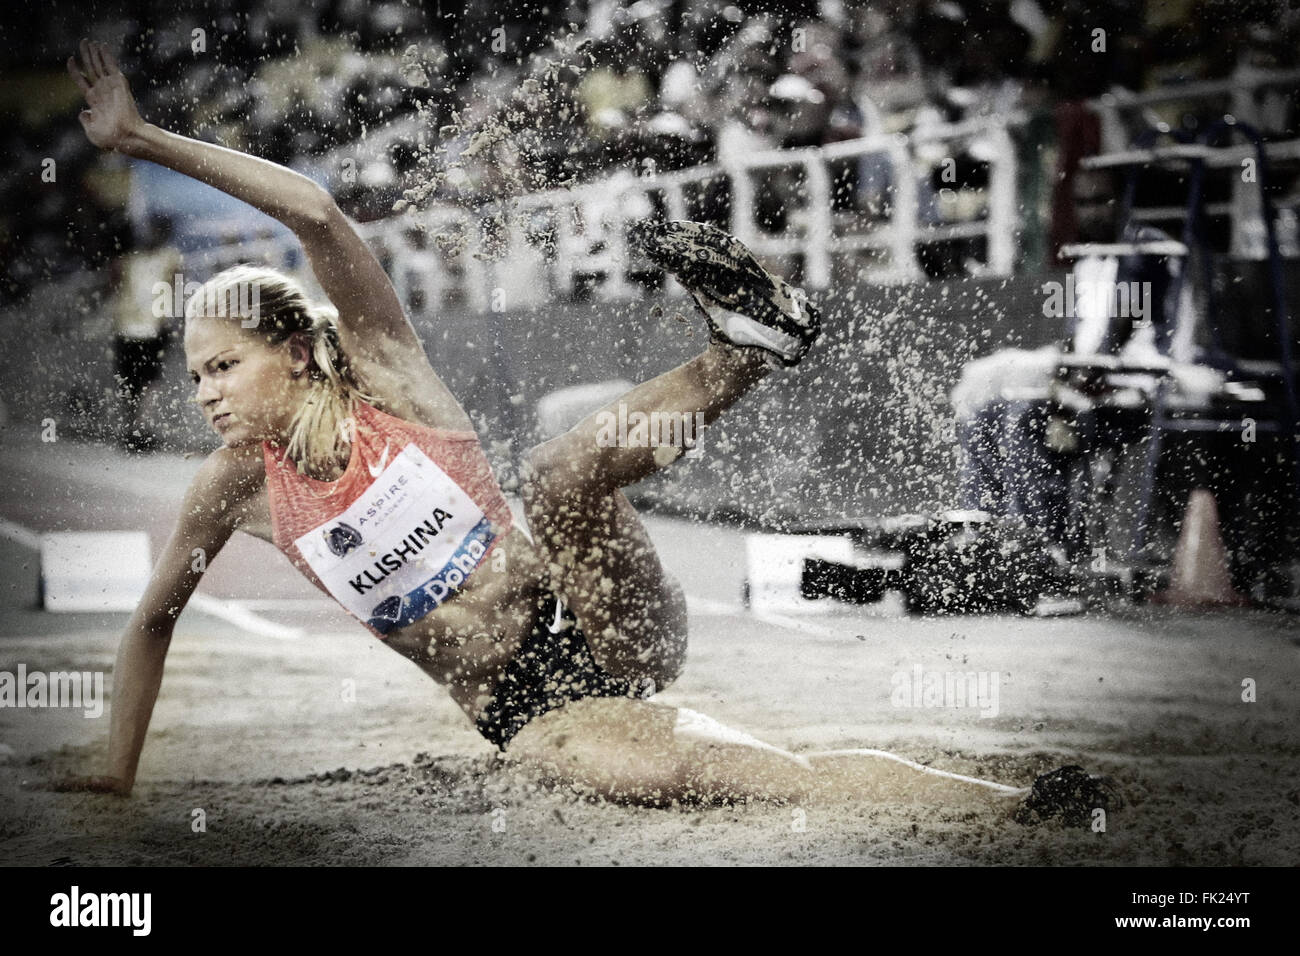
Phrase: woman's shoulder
[
  {"left": 348, "top": 355, "right": 475, "bottom": 433},
  {"left": 169, "top": 444, "right": 268, "bottom": 539},
  {"left": 190, "top": 443, "right": 268, "bottom": 500}
]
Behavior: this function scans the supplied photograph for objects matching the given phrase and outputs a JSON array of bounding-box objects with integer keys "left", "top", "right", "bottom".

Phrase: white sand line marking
[
  {"left": 188, "top": 594, "right": 304, "bottom": 641},
  {"left": 804, "top": 748, "right": 1027, "bottom": 795},
  {"left": 673, "top": 707, "right": 814, "bottom": 769},
  {"left": 0, "top": 514, "right": 301, "bottom": 641}
]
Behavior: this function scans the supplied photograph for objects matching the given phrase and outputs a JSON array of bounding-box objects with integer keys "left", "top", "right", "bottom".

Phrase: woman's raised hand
[{"left": 67, "top": 39, "right": 145, "bottom": 152}]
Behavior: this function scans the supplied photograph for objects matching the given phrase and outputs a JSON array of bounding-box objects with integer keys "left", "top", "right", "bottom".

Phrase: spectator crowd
[{"left": 4, "top": 0, "right": 1299, "bottom": 305}]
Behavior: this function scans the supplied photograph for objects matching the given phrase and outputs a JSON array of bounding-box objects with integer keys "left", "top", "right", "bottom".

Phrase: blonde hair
[{"left": 185, "top": 264, "right": 375, "bottom": 476}]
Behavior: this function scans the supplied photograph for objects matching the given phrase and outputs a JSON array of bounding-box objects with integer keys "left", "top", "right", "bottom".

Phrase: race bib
[{"left": 293, "top": 443, "right": 497, "bottom": 634}]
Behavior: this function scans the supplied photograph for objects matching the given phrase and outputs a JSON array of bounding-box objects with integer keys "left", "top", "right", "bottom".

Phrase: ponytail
[{"left": 284, "top": 301, "right": 375, "bottom": 477}]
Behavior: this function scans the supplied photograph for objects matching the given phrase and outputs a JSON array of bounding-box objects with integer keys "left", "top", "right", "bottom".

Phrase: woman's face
[{"left": 184, "top": 317, "right": 307, "bottom": 447}]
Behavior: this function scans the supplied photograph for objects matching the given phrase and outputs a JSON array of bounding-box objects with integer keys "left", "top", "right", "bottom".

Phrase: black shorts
[{"left": 475, "top": 588, "right": 637, "bottom": 750}]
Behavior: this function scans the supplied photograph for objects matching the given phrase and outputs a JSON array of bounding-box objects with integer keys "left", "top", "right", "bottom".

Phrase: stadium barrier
[
  {"left": 183, "top": 111, "right": 1026, "bottom": 307},
  {"left": 188, "top": 67, "right": 1300, "bottom": 315}
]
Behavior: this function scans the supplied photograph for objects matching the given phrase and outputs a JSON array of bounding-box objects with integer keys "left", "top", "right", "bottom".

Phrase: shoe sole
[{"left": 632, "top": 220, "right": 821, "bottom": 365}]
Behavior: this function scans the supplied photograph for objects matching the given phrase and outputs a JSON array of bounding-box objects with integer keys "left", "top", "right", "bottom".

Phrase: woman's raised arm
[
  {"left": 68, "top": 38, "right": 333, "bottom": 236},
  {"left": 68, "top": 40, "right": 471, "bottom": 429},
  {"left": 42, "top": 446, "right": 256, "bottom": 796}
]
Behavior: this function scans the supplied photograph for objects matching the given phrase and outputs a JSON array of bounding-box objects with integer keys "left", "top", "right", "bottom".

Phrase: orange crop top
[{"left": 261, "top": 399, "right": 514, "bottom": 638}]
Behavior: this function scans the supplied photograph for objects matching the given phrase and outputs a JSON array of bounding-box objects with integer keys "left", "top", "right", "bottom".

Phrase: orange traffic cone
[{"left": 1154, "top": 488, "right": 1250, "bottom": 607}]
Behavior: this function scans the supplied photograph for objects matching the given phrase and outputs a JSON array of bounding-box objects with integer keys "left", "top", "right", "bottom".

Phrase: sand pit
[{"left": 3, "top": 522, "right": 1297, "bottom": 867}]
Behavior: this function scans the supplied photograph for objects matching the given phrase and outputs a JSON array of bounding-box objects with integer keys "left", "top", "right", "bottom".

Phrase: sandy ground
[{"left": 1, "top": 435, "right": 1298, "bottom": 866}]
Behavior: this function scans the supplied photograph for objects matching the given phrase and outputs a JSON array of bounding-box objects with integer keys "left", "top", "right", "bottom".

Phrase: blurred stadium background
[{"left": 2, "top": 0, "right": 1299, "bottom": 601}]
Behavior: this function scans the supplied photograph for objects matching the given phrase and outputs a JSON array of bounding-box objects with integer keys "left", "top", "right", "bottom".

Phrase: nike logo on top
[
  {"left": 367, "top": 442, "right": 391, "bottom": 478},
  {"left": 547, "top": 598, "right": 568, "bottom": 634}
]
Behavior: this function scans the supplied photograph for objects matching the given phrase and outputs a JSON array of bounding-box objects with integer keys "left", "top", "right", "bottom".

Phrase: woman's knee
[{"left": 504, "top": 698, "right": 690, "bottom": 804}]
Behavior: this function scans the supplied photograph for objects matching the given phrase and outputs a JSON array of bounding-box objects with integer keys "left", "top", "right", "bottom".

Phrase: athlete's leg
[
  {"left": 520, "top": 218, "right": 818, "bottom": 688},
  {"left": 523, "top": 486, "right": 688, "bottom": 690},
  {"left": 526, "top": 338, "right": 770, "bottom": 495},
  {"left": 521, "top": 340, "right": 770, "bottom": 688},
  {"left": 505, "top": 697, "right": 1027, "bottom": 810}
]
